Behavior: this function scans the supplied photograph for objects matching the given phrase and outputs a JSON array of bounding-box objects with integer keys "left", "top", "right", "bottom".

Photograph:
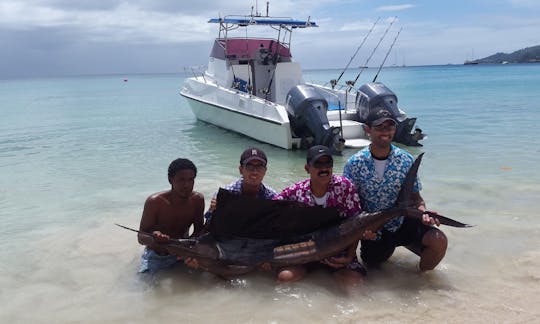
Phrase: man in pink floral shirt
[{"left": 275, "top": 145, "right": 373, "bottom": 289}]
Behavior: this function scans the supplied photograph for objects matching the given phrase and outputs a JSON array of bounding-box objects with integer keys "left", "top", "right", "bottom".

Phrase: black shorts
[{"left": 360, "top": 217, "right": 434, "bottom": 266}]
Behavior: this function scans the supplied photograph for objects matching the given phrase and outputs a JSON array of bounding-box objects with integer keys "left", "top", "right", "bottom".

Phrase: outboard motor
[
  {"left": 356, "top": 82, "right": 424, "bottom": 146},
  {"left": 286, "top": 85, "right": 344, "bottom": 154}
]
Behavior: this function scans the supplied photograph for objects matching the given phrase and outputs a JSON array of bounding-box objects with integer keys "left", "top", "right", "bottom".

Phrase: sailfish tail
[{"left": 396, "top": 153, "right": 473, "bottom": 228}]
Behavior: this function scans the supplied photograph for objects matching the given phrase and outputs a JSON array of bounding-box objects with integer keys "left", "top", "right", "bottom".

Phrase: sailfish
[{"left": 118, "top": 153, "right": 470, "bottom": 277}]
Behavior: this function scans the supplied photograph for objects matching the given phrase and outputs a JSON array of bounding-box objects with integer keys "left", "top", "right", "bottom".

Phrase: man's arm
[
  {"left": 320, "top": 242, "right": 360, "bottom": 269},
  {"left": 273, "top": 182, "right": 299, "bottom": 201},
  {"left": 184, "top": 193, "right": 205, "bottom": 269},
  {"left": 138, "top": 197, "right": 169, "bottom": 247},
  {"left": 342, "top": 158, "right": 360, "bottom": 190},
  {"left": 341, "top": 177, "right": 362, "bottom": 216},
  {"left": 411, "top": 192, "right": 440, "bottom": 226},
  {"left": 191, "top": 192, "right": 205, "bottom": 236}
]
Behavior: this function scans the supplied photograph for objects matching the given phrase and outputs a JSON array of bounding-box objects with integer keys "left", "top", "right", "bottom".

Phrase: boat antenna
[
  {"left": 330, "top": 17, "right": 380, "bottom": 89},
  {"left": 266, "top": 1, "right": 269, "bottom": 17},
  {"left": 254, "top": 0, "right": 262, "bottom": 16},
  {"left": 373, "top": 27, "right": 402, "bottom": 82},
  {"left": 350, "top": 16, "right": 397, "bottom": 87}
]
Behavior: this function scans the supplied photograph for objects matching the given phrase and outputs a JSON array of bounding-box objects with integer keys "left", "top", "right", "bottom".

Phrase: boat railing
[
  {"left": 184, "top": 66, "right": 207, "bottom": 83},
  {"left": 308, "top": 81, "right": 358, "bottom": 110},
  {"left": 309, "top": 79, "right": 355, "bottom": 92}
]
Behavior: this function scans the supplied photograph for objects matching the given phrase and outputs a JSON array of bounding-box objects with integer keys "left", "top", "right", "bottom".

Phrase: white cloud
[
  {"left": 0, "top": 0, "right": 341, "bottom": 45},
  {"left": 509, "top": 0, "right": 540, "bottom": 8},
  {"left": 0, "top": 2, "right": 69, "bottom": 28},
  {"left": 376, "top": 4, "right": 415, "bottom": 12},
  {"left": 338, "top": 20, "right": 375, "bottom": 32},
  {"left": 0, "top": 1, "right": 214, "bottom": 43},
  {"left": 1, "top": 1, "right": 539, "bottom": 76}
]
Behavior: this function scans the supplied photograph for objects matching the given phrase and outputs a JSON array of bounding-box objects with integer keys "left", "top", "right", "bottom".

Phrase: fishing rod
[
  {"left": 350, "top": 16, "right": 397, "bottom": 87},
  {"left": 373, "top": 27, "right": 402, "bottom": 82},
  {"left": 330, "top": 17, "right": 380, "bottom": 89}
]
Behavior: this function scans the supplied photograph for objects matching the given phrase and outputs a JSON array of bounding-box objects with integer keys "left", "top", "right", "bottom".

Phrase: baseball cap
[
  {"left": 366, "top": 107, "right": 398, "bottom": 127},
  {"left": 306, "top": 145, "right": 333, "bottom": 165},
  {"left": 240, "top": 147, "right": 267, "bottom": 166}
]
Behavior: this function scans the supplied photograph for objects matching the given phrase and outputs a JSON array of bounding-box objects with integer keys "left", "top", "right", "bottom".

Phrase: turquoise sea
[{"left": 1, "top": 64, "right": 540, "bottom": 322}]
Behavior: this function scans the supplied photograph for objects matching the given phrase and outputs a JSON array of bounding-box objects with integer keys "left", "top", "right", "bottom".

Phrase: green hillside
[{"left": 478, "top": 45, "right": 540, "bottom": 63}]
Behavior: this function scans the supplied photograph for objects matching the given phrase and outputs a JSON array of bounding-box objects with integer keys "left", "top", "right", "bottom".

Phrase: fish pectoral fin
[
  {"left": 433, "top": 214, "right": 473, "bottom": 228},
  {"left": 405, "top": 208, "right": 473, "bottom": 228}
]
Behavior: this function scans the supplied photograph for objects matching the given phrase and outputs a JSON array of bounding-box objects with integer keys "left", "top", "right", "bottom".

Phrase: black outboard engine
[
  {"left": 286, "top": 85, "right": 344, "bottom": 154},
  {"left": 356, "top": 82, "right": 424, "bottom": 146}
]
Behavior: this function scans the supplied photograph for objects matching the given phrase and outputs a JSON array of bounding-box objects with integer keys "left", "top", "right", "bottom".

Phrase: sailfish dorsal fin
[{"left": 396, "top": 152, "right": 424, "bottom": 208}]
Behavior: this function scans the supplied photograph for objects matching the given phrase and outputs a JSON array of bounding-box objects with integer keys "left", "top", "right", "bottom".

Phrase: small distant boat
[
  {"left": 464, "top": 49, "right": 479, "bottom": 65},
  {"left": 180, "top": 7, "right": 424, "bottom": 153}
]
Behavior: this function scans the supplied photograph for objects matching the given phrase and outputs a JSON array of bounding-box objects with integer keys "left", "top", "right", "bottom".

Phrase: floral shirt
[
  {"left": 275, "top": 174, "right": 362, "bottom": 218},
  {"left": 204, "top": 177, "right": 278, "bottom": 222},
  {"left": 343, "top": 144, "right": 421, "bottom": 232}
]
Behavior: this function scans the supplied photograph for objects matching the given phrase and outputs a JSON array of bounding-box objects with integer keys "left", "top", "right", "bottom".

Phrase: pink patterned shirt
[{"left": 275, "top": 175, "right": 362, "bottom": 218}]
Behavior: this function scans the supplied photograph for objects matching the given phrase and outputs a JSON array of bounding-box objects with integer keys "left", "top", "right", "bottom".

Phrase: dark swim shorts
[
  {"left": 138, "top": 247, "right": 179, "bottom": 273},
  {"left": 359, "top": 217, "right": 436, "bottom": 266}
]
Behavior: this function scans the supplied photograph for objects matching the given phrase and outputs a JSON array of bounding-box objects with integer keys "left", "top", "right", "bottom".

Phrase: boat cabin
[
  {"left": 206, "top": 37, "right": 304, "bottom": 104},
  {"left": 205, "top": 16, "right": 316, "bottom": 104}
]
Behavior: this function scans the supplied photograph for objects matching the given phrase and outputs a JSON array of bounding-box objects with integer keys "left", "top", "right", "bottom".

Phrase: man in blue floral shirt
[{"left": 343, "top": 107, "right": 447, "bottom": 271}]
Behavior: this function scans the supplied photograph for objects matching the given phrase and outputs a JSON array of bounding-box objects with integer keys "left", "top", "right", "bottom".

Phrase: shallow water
[{"left": 1, "top": 64, "right": 540, "bottom": 322}]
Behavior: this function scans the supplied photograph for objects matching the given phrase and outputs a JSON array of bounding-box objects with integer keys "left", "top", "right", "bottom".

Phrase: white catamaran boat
[{"left": 180, "top": 11, "right": 424, "bottom": 154}]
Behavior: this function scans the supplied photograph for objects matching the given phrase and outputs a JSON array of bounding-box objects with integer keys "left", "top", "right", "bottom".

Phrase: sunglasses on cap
[
  {"left": 372, "top": 123, "right": 397, "bottom": 132},
  {"left": 242, "top": 163, "right": 267, "bottom": 172},
  {"left": 311, "top": 160, "right": 333, "bottom": 169}
]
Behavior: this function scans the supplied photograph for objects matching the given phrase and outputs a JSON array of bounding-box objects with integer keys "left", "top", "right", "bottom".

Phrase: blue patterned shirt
[
  {"left": 343, "top": 145, "right": 421, "bottom": 232},
  {"left": 204, "top": 177, "right": 278, "bottom": 221}
]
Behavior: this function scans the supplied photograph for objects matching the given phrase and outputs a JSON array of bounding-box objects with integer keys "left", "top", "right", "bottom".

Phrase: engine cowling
[{"left": 285, "top": 84, "right": 343, "bottom": 153}]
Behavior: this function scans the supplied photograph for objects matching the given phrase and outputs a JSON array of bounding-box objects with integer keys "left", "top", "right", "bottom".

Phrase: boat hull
[{"left": 181, "top": 78, "right": 296, "bottom": 149}]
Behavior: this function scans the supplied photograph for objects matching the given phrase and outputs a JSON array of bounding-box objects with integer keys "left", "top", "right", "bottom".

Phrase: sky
[{"left": 1, "top": 0, "right": 539, "bottom": 78}]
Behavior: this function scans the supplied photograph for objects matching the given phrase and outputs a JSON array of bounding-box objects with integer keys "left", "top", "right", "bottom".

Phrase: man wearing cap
[
  {"left": 343, "top": 107, "right": 448, "bottom": 272},
  {"left": 204, "top": 147, "right": 278, "bottom": 223},
  {"left": 184, "top": 147, "right": 278, "bottom": 271},
  {"left": 275, "top": 145, "right": 372, "bottom": 288}
]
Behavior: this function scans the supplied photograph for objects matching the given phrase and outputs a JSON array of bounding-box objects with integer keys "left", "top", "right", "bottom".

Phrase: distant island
[{"left": 465, "top": 45, "right": 540, "bottom": 64}]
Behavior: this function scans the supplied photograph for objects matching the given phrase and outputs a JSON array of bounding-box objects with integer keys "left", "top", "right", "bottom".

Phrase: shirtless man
[{"left": 138, "top": 158, "right": 205, "bottom": 273}]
